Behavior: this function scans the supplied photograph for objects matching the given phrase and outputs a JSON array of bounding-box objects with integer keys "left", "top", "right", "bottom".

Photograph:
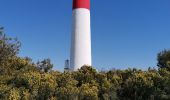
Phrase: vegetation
[{"left": 1, "top": 27, "right": 170, "bottom": 100}]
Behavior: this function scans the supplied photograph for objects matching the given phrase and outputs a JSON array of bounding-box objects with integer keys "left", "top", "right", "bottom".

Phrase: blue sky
[{"left": 0, "top": 0, "right": 170, "bottom": 71}]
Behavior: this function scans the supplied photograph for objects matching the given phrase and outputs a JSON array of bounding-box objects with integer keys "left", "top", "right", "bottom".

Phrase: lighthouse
[{"left": 70, "top": 0, "right": 92, "bottom": 71}]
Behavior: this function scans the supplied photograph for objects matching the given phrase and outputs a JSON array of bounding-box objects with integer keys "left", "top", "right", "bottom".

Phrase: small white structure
[{"left": 70, "top": 0, "right": 92, "bottom": 71}]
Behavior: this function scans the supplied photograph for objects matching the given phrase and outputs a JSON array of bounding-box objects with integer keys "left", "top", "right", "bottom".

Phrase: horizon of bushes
[{"left": 1, "top": 27, "right": 170, "bottom": 100}]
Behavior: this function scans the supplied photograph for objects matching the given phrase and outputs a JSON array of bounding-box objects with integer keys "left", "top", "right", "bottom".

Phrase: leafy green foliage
[
  {"left": 79, "top": 83, "right": 99, "bottom": 100},
  {"left": 157, "top": 50, "right": 170, "bottom": 71},
  {"left": 0, "top": 27, "right": 21, "bottom": 75},
  {"left": 37, "top": 58, "right": 53, "bottom": 73},
  {"left": 1, "top": 28, "right": 170, "bottom": 100}
]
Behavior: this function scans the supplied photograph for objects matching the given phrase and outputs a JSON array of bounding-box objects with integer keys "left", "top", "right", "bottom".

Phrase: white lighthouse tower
[{"left": 70, "top": 0, "right": 92, "bottom": 71}]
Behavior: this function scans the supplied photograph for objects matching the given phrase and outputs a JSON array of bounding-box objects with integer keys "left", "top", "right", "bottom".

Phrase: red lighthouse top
[{"left": 73, "top": 0, "right": 90, "bottom": 10}]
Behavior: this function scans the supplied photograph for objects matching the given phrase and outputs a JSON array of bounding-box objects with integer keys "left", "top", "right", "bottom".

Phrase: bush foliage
[{"left": 1, "top": 28, "right": 170, "bottom": 100}]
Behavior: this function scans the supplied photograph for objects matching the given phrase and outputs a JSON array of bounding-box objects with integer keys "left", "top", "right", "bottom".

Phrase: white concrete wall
[{"left": 70, "top": 8, "right": 91, "bottom": 71}]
